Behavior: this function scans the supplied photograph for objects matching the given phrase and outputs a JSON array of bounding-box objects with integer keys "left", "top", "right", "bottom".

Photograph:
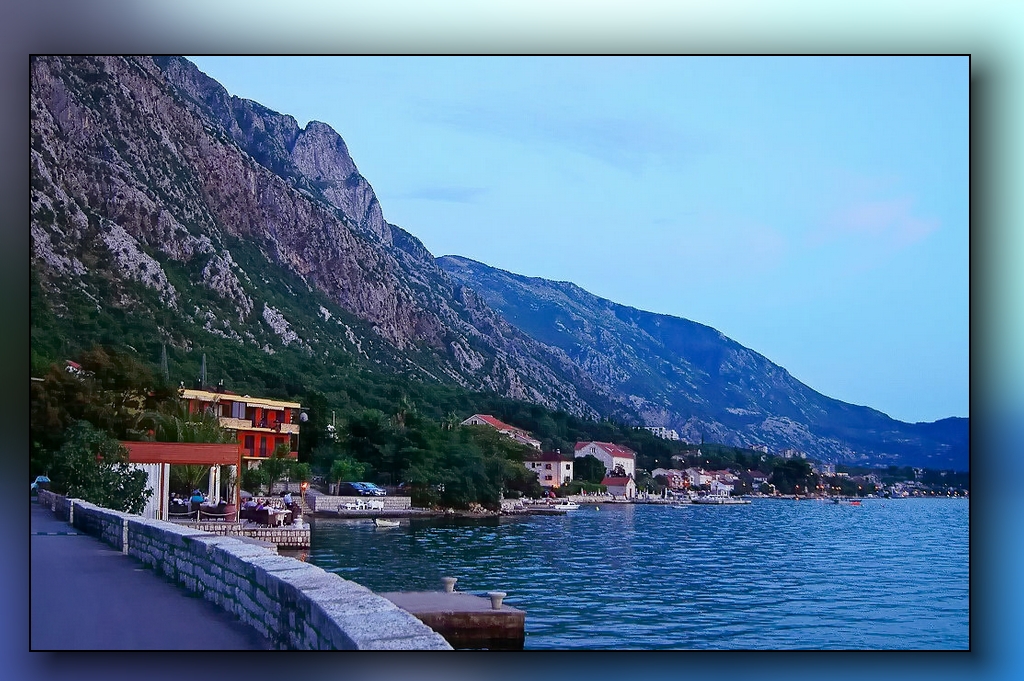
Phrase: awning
[
  {"left": 245, "top": 400, "right": 300, "bottom": 410},
  {"left": 122, "top": 442, "right": 239, "bottom": 466}
]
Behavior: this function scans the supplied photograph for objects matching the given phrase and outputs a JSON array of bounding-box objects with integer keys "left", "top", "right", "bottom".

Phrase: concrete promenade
[{"left": 30, "top": 500, "right": 271, "bottom": 650}]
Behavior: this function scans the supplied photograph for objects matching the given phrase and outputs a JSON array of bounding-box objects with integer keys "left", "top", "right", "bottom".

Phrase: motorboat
[
  {"left": 551, "top": 501, "right": 580, "bottom": 511},
  {"left": 372, "top": 518, "right": 400, "bottom": 527}
]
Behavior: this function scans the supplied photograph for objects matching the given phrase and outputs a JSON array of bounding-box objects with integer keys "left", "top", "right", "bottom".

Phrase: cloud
[
  {"left": 825, "top": 197, "right": 940, "bottom": 250},
  {"left": 393, "top": 186, "right": 487, "bottom": 203}
]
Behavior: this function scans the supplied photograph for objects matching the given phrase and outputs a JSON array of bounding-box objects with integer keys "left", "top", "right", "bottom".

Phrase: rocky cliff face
[
  {"left": 437, "top": 256, "right": 969, "bottom": 470},
  {"left": 30, "top": 55, "right": 966, "bottom": 469},
  {"left": 30, "top": 55, "right": 617, "bottom": 417}
]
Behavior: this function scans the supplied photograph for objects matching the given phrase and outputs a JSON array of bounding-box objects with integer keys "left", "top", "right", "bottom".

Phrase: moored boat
[
  {"left": 552, "top": 501, "right": 580, "bottom": 511},
  {"left": 372, "top": 518, "right": 400, "bottom": 527}
]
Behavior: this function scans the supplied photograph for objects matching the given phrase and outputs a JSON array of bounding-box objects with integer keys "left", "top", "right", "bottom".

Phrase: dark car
[
  {"left": 356, "top": 482, "right": 387, "bottom": 496},
  {"left": 335, "top": 482, "right": 372, "bottom": 497}
]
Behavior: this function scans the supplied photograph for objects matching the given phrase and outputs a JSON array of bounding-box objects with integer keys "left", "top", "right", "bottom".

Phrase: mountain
[
  {"left": 30, "top": 55, "right": 622, "bottom": 419},
  {"left": 437, "top": 256, "right": 969, "bottom": 470},
  {"left": 30, "top": 56, "right": 967, "bottom": 470}
]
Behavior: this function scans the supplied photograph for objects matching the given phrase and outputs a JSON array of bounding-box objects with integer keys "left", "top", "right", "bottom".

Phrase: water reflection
[{"left": 304, "top": 500, "right": 968, "bottom": 649}]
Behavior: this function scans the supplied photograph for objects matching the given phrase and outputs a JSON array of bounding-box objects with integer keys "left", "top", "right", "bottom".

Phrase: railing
[{"left": 219, "top": 416, "right": 300, "bottom": 434}]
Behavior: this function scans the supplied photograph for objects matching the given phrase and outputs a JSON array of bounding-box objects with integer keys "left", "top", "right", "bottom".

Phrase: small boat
[
  {"left": 551, "top": 501, "right": 580, "bottom": 511},
  {"left": 372, "top": 518, "right": 400, "bottom": 527}
]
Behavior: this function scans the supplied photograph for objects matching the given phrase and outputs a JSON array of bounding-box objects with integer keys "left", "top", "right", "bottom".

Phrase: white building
[
  {"left": 574, "top": 441, "right": 636, "bottom": 479},
  {"left": 524, "top": 452, "right": 574, "bottom": 489},
  {"left": 643, "top": 426, "right": 680, "bottom": 441},
  {"left": 602, "top": 475, "right": 636, "bottom": 499},
  {"left": 461, "top": 414, "right": 542, "bottom": 449},
  {"left": 651, "top": 468, "right": 686, "bottom": 490}
]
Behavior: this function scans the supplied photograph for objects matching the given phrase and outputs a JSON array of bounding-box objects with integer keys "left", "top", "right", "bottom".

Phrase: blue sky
[{"left": 188, "top": 56, "right": 968, "bottom": 424}]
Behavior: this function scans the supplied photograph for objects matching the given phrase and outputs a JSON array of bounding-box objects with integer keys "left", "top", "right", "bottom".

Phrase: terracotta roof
[
  {"left": 122, "top": 441, "right": 239, "bottom": 465},
  {"left": 601, "top": 476, "right": 632, "bottom": 485},
  {"left": 464, "top": 414, "right": 519, "bottom": 432},
  {"left": 574, "top": 441, "right": 636, "bottom": 459},
  {"left": 525, "top": 451, "right": 573, "bottom": 462}
]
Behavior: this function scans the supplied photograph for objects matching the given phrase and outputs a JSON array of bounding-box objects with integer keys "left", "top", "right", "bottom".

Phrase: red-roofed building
[
  {"left": 180, "top": 388, "right": 302, "bottom": 465},
  {"left": 651, "top": 468, "right": 686, "bottom": 490},
  {"left": 461, "top": 414, "right": 542, "bottom": 449},
  {"left": 524, "top": 451, "right": 574, "bottom": 489},
  {"left": 574, "top": 441, "right": 636, "bottom": 479},
  {"left": 601, "top": 475, "right": 636, "bottom": 499}
]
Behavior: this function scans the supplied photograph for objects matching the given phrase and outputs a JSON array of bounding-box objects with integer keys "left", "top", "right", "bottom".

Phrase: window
[
  {"left": 244, "top": 435, "right": 254, "bottom": 455},
  {"left": 545, "top": 464, "right": 551, "bottom": 470},
  {"left": 260, "top": 437, "right": 267, "bottom": 457},
  {"left": 566, "top": 464, "right": 571, "bottom": 470},
  {"left": 544, "top": 475, "right": 552, "bottom": 481},
  {"left": 232, "top": 401, "right": 246, "bottom": 419}
]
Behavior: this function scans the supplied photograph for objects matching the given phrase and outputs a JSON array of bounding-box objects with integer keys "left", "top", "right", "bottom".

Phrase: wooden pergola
[{"left": 121, "top": 442, "right": 241, "bottom": 520}]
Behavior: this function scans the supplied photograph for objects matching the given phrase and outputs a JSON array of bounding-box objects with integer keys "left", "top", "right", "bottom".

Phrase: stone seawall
[
  {"left": 34, "top": 490, "right": 450, "bottom": 650},
  {"left": 175, "top": 521, "right": 310, "bottom": 549},
  {"left": 309, "top": 495, "right": 412, "bottom": 513}
]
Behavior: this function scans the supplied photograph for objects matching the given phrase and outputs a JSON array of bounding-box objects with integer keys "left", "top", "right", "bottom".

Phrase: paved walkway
[{"left": 30, "top": 501, "right": 272, "bottom": 650}]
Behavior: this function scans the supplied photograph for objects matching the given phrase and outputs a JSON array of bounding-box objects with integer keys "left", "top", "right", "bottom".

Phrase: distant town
[{"left": 470, "top": 415, "right": 970, "bottom": 501}]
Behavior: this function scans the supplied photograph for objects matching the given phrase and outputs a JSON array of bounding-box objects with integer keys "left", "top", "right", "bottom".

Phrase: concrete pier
[{"left": 380, "top": 591, "right": 525, "bottom": 650}]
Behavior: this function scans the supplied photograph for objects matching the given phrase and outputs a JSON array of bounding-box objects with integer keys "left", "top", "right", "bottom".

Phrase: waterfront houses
[
  {"left": 574, "top": 441, "right": 637, "bottom": 479},
  {"left": 601, "top": 475, "right": 636, "bottom": 499},
  {"left": 524, "top": 451, "right": 574, "bottom": 489},
  {"left": 180, "top": 388, "right": 302, "bottom": 467},
  {"left": 461, "top": 414, "right": 542, "bottom": 449},
  {"left": 651, "top": 468, "right": 686, "bottom": 490}
]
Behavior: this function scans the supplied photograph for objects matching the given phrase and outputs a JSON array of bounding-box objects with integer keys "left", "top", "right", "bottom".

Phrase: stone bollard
[
  {"left": 441, "top": 577, "right": 458, "bottom": 593},
  {"left": 487, "top": 591, "right": 506, "bottom": 609}
]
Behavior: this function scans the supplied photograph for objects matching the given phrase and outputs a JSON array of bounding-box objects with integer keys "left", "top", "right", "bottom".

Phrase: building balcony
[
  {"left": 242, "top": 450, "right": 299, "bottom": 460},
  {"left": 219, "top": 417, "right": 300, "bottom": 435}
]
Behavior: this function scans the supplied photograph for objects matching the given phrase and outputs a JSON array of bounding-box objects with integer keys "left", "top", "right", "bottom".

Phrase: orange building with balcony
[{"left": 180, "top": 388, "right": 302, "bottom": 468}]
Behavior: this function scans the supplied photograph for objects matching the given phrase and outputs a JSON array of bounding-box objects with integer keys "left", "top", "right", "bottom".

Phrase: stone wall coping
[{"left": 35, "top": 493, "right": 450, "bottom": 650}]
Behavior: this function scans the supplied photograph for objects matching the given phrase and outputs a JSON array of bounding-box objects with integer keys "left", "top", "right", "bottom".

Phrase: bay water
[{"left": 299, "top": 498, "right": 968, "bottom": 649}]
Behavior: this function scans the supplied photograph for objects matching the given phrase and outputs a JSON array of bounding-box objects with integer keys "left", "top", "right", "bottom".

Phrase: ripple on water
[{"left": 307, "top": 499, "right": 968, "bottom": 649}]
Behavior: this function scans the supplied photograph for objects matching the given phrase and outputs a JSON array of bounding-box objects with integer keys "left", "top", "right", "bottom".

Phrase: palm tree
[
  {"left": 147, "top": 401, "right": 233, "bottom": 444},
  {"left": 146, "top": 400, "right": 233, "bottom": 497}
]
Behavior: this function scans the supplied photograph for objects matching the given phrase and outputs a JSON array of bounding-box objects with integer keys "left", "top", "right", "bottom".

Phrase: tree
[
  {"left": 771, "top": 459, "right": 816, "bottom": 495},
  {"left": 170, "top": 465, "right": 211, "bottom": 497},
  {"left": 47, "top": 420, "right": 152, "bottom": 515},
  {"left": 31, "top": 348, "right": 160, "bottom": 477},
  {"left": 574, "top": 455, "right": 606, "bottom": 484},
  {"left": 329, "top": 455, "right": 367, "bottom": 484},
  {"left": 288, "top": 461, "right": 312, "bottom": 485},
  {"left": 258, "top": 443, "right": 293, "bottom": 493},
  {"left": 148, "top": 401, "right": 234, "bottom": 444}
]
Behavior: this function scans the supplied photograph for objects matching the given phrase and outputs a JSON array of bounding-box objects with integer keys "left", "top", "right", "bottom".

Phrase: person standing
[{"left": 190, "top": 489, "right": 205, "bottom": 517}]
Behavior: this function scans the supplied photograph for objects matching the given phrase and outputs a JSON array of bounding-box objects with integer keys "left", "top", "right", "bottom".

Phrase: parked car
[
  {"left": 335, "top": 482, "right": 372, "bottom": 497},
  {"left": 357, "top": 482, "right": 387, "bottom": 496},
  {"left": 31, "top": 475, "right": 51, "bottom": 492}
]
